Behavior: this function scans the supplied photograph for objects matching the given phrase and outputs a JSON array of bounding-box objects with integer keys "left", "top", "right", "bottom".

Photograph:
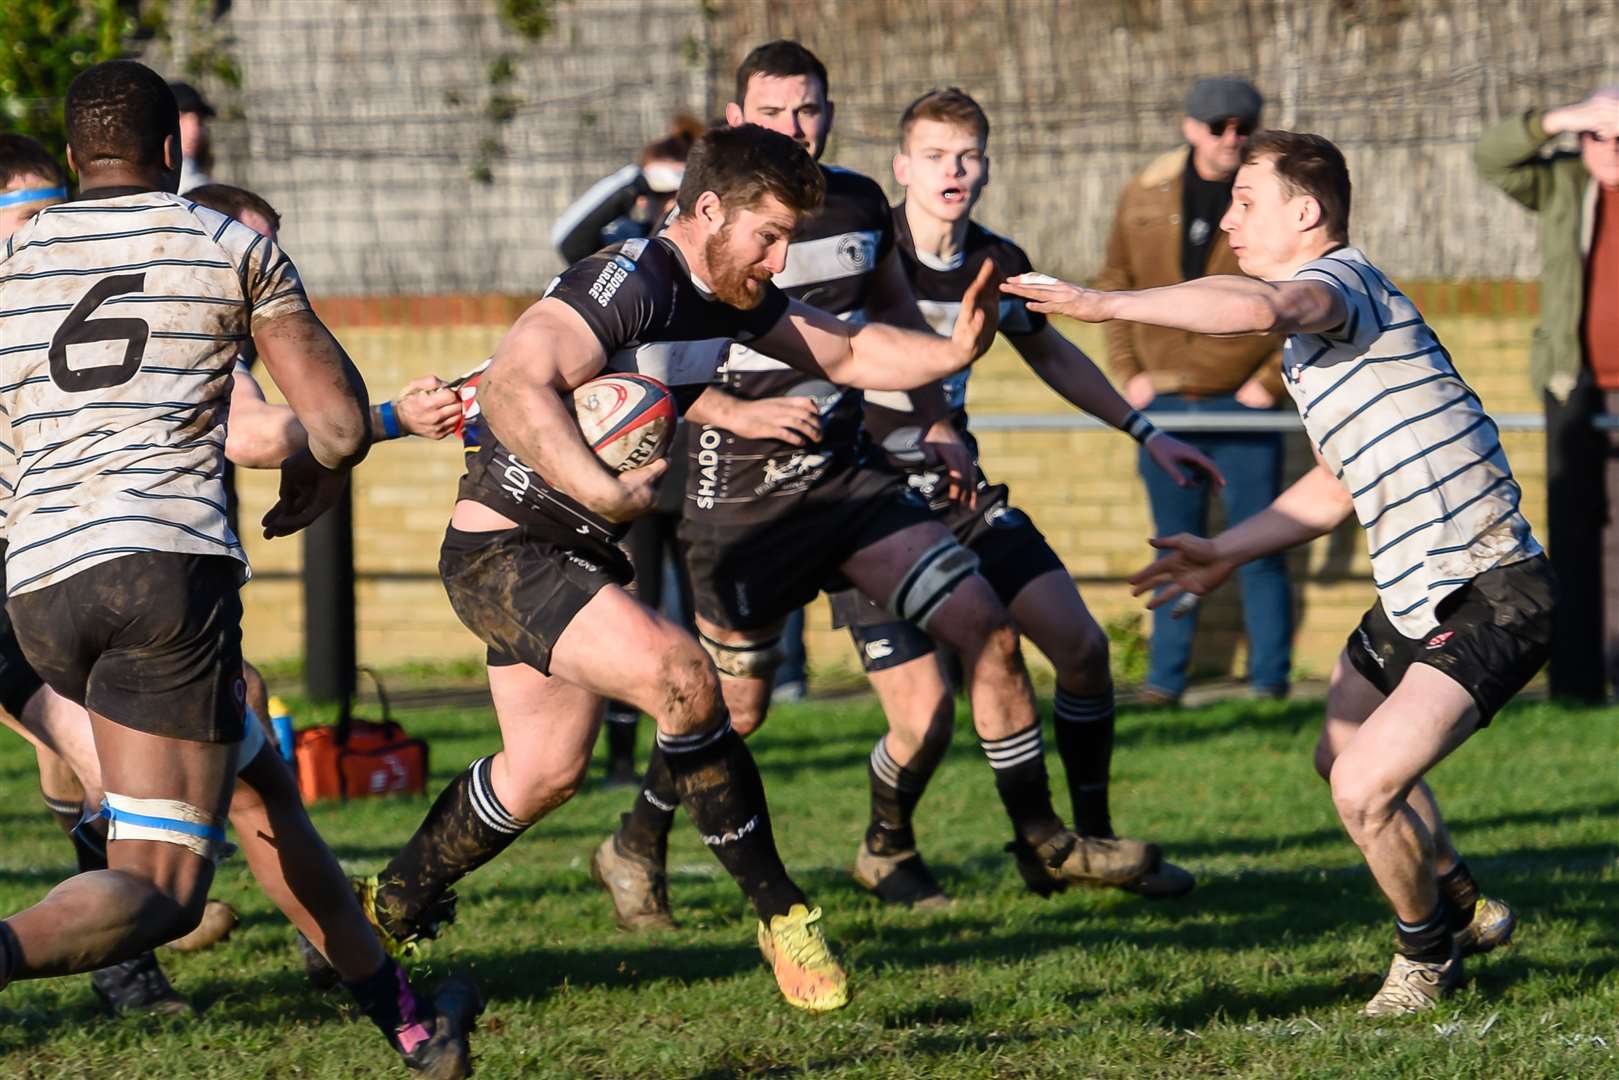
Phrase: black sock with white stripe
[
  {"left": 375, "top": 755, "right": 532, "bottom": 933},
  {"left": 658, "top": 720, "right": 806, "bottom": 921},
  {"left": 865, "top": 736, "right": 933, "bottom": 855},
  {"left": 1395, "top": 897, "right": 1457, "bottom": 963},
  {"left": 980, "top": 723, "right": 1064, "bottom": 848},
  {"left": 617, "top": 749, "right": 679, "bottom": 864},
  {"left": 1052, "top": 685, "right": 1116, "bottom": 838}
]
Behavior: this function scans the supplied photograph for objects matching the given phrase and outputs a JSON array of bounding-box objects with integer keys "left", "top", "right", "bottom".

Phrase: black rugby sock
[
  {"left": 604, "top": 705, "right": 639, "bottom": 771},
  {"left": 865, "top": 736, "right": 933, "bottom": 855},
  {"left": 659, "top": 721, "right": 805, "bottom": 921},
  {"left": 1052, "top": 685, "right": 1117, "bottom": 838},
  {"left": 617, "top": 749, "right": 678, "bottom": 864},
  {"left": 980, "top": 723, "right": 1065, "bottom": 849},
  {"left": 42, "top": 792, "right": 83, "bottom": 840},
  {"left": 1438, "top": 860, "right": 1481, "bottom": 933},
  {"left": 376, "top": 755, "right": 532, "bottom": 933},
  {"left": 1395, "top": 898, "right": 1457, "bottom": 963},
  {"left": 344, "top": 956, "right": 434, "bottom": 1056}
]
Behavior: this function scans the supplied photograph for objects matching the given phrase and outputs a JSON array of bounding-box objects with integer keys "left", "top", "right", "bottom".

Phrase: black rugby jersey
[
  {"left": 458, "top": 235, "right": 787, "bottom": 551},
  {"left": 685, "top": 165, "right": 894, "bottom": 518},
  {"left": 864, "top": 204, "right": 1046, "bottom": 510}
]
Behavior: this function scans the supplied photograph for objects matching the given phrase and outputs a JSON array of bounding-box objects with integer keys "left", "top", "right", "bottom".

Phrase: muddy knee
[{"left": 656, "top": 642, "right": 723, "bottom": 737}]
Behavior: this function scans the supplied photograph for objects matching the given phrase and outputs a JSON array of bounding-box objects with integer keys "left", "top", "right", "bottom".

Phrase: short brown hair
[
  {"left": 1242, "top": 130, "right": 1351, "bottom": 242},
  {"left": 187, "top": 183, "right": 282, "bottom": 232},
  {"left": 0, "top": 134, "right": 66, "bottom": 189},
  {"left": 675, "top": 124, "right": 824, "bottom": 219},
  {"left": 899, "top": 88, "right": 989, "bottom": 149},
  {"left": 734, "top": 40, "right": 828, "bottom": 106}
]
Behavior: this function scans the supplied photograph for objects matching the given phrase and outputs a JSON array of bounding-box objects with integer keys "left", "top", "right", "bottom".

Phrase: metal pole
[{"left": 302, "top": 483, "right": 356, "bottom": 724}]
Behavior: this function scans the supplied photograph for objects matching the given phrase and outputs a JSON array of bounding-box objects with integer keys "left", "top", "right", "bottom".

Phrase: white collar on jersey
[{"left": 915, "top": 247, "right": 965, "bottom": 273}]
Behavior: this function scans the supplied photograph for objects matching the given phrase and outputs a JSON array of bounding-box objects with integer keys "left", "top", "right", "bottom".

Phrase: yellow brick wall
[{"left": 237, "top": 311, "right": 1543, "bottom": 685}]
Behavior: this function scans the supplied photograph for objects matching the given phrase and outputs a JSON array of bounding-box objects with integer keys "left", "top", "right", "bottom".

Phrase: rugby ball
[{"left": 572, "top": 373, "right": 676, "bottom": 472}]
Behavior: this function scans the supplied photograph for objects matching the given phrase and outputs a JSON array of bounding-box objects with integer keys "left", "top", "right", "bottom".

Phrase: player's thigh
[
  {"left": 1329, "top": 665, "right": 1478, "bottom": 816},
  {"left": 26, "top": 688, "right": 102, "bottom": 798},
  {"left": 548, "top": 584, "right": 717, "bottom": 730},
  {"left": 1317, "top": 648, "right": 1386, "bottom": 776},
  {"left": 90, "top": 709, "right": 236, "bottom": 901},
  {"left": 840, "top": 520, "right": 1006, "bottom": 650},
  {"left": 1007, "top": 568, "right": 1107, "bottom": 677},
  {"left": 486, "top": 660, "right": 603, "bottom": 799}
]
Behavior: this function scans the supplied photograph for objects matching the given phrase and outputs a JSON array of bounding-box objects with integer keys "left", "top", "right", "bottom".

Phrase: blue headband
[{"left": 0, "top": 186, "right": 68, "bottom": 209}]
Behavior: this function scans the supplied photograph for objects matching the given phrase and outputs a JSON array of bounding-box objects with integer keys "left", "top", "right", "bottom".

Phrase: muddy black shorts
[
  {"left": 1344, "top": 554, "right": 1554, "bottom": 727},
  {"left": 681, "top": 461, "right": 937, "bottom": 632},
  {"left": 440, "top": 524, "right": 633, "bottom": 675},
  {"left": 827, "top": 484, "right": 1066, "bottom": 673},
  {"left": 8, "top": 553, "right": 246, "bottom": 743}
]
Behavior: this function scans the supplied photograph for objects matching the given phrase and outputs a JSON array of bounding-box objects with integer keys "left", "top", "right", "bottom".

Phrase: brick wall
[{"left": 238, "top": 293, "right": 1545, "bottom": 686}]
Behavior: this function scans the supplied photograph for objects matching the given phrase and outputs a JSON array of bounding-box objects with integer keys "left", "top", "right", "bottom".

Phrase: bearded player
[
  {"left": 356, "top": 123, "right": 1008, "bottom": 1013},
  {"left": 1006, "top": 130, "right": 1540, "bottom": 1017},
  {"left": 594, "top": 42, "right": 1175, "bottom": 938},
  {"left": 827, "top": 88, "right": 1210, "bottom": 906}
]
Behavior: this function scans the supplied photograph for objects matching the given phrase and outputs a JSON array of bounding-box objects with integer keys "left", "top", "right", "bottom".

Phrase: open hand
[
  {"left": 725, "top": 395, "right": 822, "bottom": 445},
  {"left": 1000, "top": 273, "right": 1116, "bottom": 322},
  {"left": 954, "top": 258, "right": 1003, "bottom": 362},
  {"left": 1144, "top": 432, "right": 1225, "bottom": 489},
  {"left": 1128, "top": 533, "right": 1235, "bottom": 613}
]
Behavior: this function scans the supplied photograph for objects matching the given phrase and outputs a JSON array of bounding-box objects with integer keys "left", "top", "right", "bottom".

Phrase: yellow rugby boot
[{"left": 756, "top": 904, "right": 849, "bottom": 1012}]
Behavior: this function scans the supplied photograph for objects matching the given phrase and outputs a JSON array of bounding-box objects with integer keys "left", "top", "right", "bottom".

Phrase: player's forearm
[
  {"left": 255, "top": 313, "right": 371, "bottom": 471},
  {"left": 479, "top": 363, "right": 622, "bottom": 515},
  {"left": 683, "top": 386, "right": 739, "bottom": 428},
  {"left": 1104, "top": 277, "right": 1291, "bottom": 337},
  {"left": 838, "top": 322, "right": 969, "bottom": 390},
  {"left": 1019, "top": 331, "right": 1134, "bottom": 431},
  {"left": 225, "top": 400, "right": 306, "bottom": 469},
  {"left": 1210, "top": 463, "right": 1354, "bottom": 564}
]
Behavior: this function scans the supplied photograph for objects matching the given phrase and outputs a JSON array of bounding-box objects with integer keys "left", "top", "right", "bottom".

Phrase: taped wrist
[{"left": 1122, "top": 409, "right": 1158, "bottom": 444}]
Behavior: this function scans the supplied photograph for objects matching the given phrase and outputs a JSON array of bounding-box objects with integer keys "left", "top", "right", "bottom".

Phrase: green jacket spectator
[{"left": 1475, "top": 103, "right": 1615, "bottom": 401}]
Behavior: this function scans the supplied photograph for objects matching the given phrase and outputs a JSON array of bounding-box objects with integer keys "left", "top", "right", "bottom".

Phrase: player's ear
[
  {"left": 981, "top": 152, "right": 991, "bottom": 189},
  {"left": 1296, "top": 194, "right": 1323, "bottom": 234},
  {"left": 694, "top": 189, "right": 725, "bottom": 232},
  {"left": 64, "top": 146, "right": 78, "bottom": 177},
  {"left": 892, "top": 151, "right": 911, "bottom": 188},
  {"left": 724, "top": 101, "right": 745, "bottom": 128},
  {"left": 1181, "top": 116, "right": 1202, "bottom": 145},
  {"left": 824, "top": 98, "right": 835, "bottom": 131}
]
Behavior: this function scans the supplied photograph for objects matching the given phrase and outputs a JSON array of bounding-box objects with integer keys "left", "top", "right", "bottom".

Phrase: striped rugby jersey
[
  {"left": 0, "top": 189, "right": 309, "bottom": 595},
  {"left": 1283, "top": 246, "right": 1541, "bottom": 637}
]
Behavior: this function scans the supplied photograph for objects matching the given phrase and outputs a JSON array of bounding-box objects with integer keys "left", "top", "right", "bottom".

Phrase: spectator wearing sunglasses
[
  {"left": 1094, "top": 76, "right": 1290, "bottom": 706},
  {"left": 1477, "top": 87, "right": 1619, "bottom": 698}
]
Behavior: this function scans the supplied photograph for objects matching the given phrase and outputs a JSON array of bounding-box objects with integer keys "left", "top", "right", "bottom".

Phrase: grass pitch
[{"left": 0, "top": 691, "right": 1613, "bottom": 1078}]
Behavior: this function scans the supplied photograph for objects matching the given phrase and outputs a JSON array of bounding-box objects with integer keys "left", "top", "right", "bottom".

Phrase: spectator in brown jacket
[{"left": 1095, "top": 76, "right": 1291, "bottom": 705}]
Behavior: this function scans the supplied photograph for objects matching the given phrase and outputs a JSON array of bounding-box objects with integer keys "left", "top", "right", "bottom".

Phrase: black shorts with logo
[
  {"left": 440, "top": 524, "right": 633, "bottom": 675},
  {"left": 8, "top": 552, "right": 246, "bottom": 743},
  {"left": 1344, "top": 554, "right": 1554, "bottom": 727},
  {"left": 681, "top": 461, "right": 937, "bottom": 633},
  {"left": 828, "top": 483, "right": 1065, "bottom": 672}
]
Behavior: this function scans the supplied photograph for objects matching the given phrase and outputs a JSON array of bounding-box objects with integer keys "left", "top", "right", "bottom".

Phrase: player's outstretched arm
[
  {"left": 1001, "top": 272, "right": 1344, "bottom": 338},
  {"left": 479, "top": 299, "right": 665, "bottom": 522},
  {"left": 750, "top": 258, "right": 1001, "bottom": 390},
  {"left": 1129, "top": 456, "right": 1354, "bottom": 611},
  {"left": 1010, "top": 324, "right": 1223, "bottom": 488},
  {"left": 227, "top": 371, "right": 461, "bottom": 469}
]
